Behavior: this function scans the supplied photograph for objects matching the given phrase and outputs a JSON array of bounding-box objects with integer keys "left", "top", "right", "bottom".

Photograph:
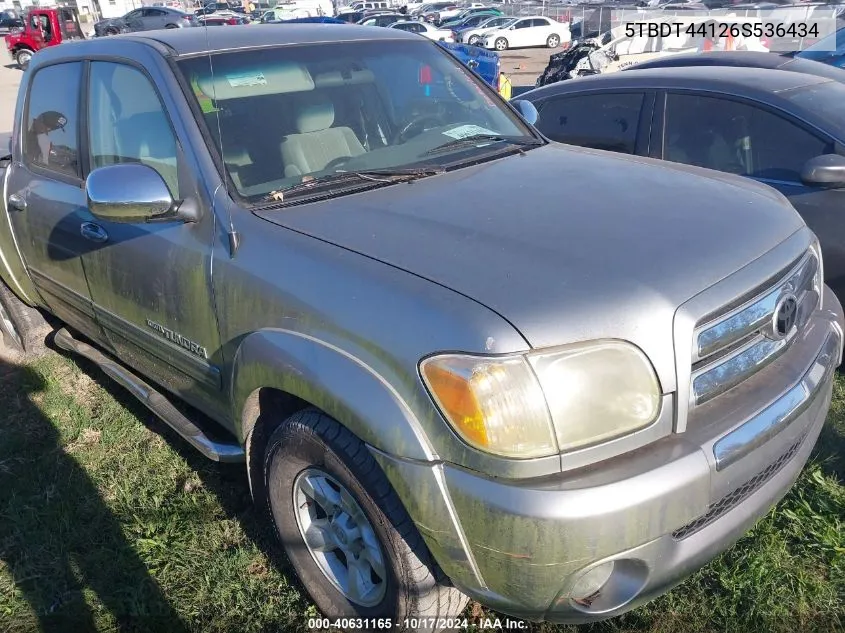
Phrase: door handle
[
  {"left": 80, "top": 222, "right": 109, "bottom": 243},
  {"left": 7, "top": 193, "right": 26, "bottom": 212}
]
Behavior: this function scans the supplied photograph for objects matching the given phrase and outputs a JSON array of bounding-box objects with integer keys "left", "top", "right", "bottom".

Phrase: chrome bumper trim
[{"left": 712, "top": 326, "right": 840, "bottom": 471}]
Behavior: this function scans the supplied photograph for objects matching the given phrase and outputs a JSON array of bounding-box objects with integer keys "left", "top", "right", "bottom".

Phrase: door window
[
  {"left": 537, "top": 92, "right": 645, "bottom": 154},
  {"left": 87, "top": 62, "right": 181, "bottom": 197},
  {"left": 24, "top": 62, "right": 82, "bottom": 177},
  {"left": 663, "top": 93, "right": 830, "bottom": 182},
  {"left": 513, "top": 19, "right": 530, "bottom": 28}
]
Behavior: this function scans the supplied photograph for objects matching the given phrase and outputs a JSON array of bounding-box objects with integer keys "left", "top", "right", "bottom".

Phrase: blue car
[
  {"left": 437, "top": 40, "right": 500, "bottom": 87},
  {"left": 794, "top": 25, "right": 845, "bottom": 68}
]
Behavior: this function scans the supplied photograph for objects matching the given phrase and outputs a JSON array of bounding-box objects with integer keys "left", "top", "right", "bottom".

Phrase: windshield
[
  {"left": 796, "top": 26, "right": 845, "bottom": 62},
  {"left": 178, "top": 40, "right": 536, "bottom": 202},
  {"left": 489, "top": 17, "right": 516, "bottom": 30},
  {"left": 781, "top": 81, "right": 845, "bottom": 132}
]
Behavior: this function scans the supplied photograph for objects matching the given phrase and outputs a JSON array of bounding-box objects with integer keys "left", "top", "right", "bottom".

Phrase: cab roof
[{"left": 60, "top": 23, "right": 421, "bottom": 58}]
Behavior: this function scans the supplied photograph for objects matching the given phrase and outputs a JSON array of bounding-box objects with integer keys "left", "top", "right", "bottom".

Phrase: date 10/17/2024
[{"left": 307, "top": 617, "right": 530, "bottom": 630}]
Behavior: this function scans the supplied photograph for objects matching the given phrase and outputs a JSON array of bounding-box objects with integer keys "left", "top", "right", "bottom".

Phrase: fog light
[{"left": 570, "top": 561, "right": 615, "bottom": 606}]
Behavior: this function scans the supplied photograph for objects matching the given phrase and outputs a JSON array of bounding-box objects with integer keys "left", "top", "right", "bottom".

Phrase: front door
[
  {"left": 660, "top": 91, "right": 845, "bottom": 297},
  {"left": 81, "top": 59, "right": 227, "bottom": 417},
  {"left": 5, "top": 60, "right": 104, "bottom": 343}
]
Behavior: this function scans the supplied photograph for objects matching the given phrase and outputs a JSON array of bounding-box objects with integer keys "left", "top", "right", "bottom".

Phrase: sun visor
[
  {"left": 313, "top": 68, "right": 376, "bottom": 88},
  {"left": 196, "top": 62, "right": 315, "bottom": 100}
]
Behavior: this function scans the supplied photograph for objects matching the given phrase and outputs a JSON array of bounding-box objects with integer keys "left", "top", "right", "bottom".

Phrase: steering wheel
[
  {"left": 324, "top": 156, "right": 351, "bottom": 172},
  {"left": 392, "top": 114, "right": 443, "bottom": 144}
]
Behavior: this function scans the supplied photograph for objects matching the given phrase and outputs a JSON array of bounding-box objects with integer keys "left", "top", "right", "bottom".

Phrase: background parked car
[
  {"left": 483, "top": 16, "right": 569, "bottom": 50},
  {"left": 268, "top": 15, "right": 349, "bottom": 23},
  {"left": 358, "top": 12, "right": 406, "bottom": 25},
  {"left": 388, "top": 19, "right": 455, "bottom": 41},
  {"left": 0, "top": 9, "right": 22, "bottom": 34},
  {"left": 195, "top": 2, "right": 229, "bottom": 15},
  {"left": 792, "top": 24, "right": 845, "bottom": 68},
  {"left": 456, "top": 15, "right": 514, "bottom": 44},
  {"left": 94, "top": 6, "right": 197, "bottom": 35},
  {"left": 335, "top": 10, "right": 365, "bottom": 22},
  {"left": 439, "top": 9, "right": 502, "bottom": 31},
  {"left": 625, "top": 50, "right": 845, "bottom": 83},
  {"left": 519, "top": 66, "right": 845, "bottom": 298},
  {"left": 198, "top": 13, "right": 249, "bottom": 25}
]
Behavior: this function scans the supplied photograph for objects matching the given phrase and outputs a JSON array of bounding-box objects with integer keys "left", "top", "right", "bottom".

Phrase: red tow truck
[{"left": 4, "top": 6, "right": 84, "bottom": 69}]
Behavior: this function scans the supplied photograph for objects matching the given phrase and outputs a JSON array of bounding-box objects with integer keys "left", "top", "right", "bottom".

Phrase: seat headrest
[
  {"left": 296, "top": 102, "right": 335, "bottom": 133},
  {"left": 223, "top": 142, "right": 251, "bottom": 166}
]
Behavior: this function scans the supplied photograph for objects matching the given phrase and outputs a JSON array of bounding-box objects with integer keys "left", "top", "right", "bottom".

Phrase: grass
[{"left": 0, "top": 351, "right": 842, "bottom": 633}]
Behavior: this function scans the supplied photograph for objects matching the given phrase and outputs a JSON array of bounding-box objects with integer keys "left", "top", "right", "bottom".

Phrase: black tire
[
  {"left": 546, "top": 33, "right": 560, "bottom": 48},
  {"left": 165, "top": 23, "right": 179, "bottom": 28},
  {"left": 14, "top": 48, "right": 32, "bottom": 69},
  {"left": 263, "top": 409, "right": 468, "bottom": 632},
  {"left": 494, "top": 37, "right": 508, "bottom": 51},
  {"left": 468, "top": 35, "right": 480, "bottom": 46},
  {"left": 0, "top": 280, "right": 50, "bottom": 359}
]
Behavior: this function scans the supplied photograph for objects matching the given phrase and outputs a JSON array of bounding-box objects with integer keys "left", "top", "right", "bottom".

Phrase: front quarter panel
[{"left": 220, "top": 209, "right": 532, "bottom": 467}]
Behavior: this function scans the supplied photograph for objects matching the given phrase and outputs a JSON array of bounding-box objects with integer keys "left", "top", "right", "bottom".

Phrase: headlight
[{"left": 420, "top": 340, "right": 661, "bottom": 459}]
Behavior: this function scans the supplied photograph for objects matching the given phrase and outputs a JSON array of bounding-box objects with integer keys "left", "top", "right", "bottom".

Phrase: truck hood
[{"left": 255, "top": 143, "right": 805, "bottom": 390}]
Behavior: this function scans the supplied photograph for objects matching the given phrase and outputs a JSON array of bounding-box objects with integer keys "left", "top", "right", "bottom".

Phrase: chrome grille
[{"left": 689, "top": 249, "right": 821, "bottom": 408}]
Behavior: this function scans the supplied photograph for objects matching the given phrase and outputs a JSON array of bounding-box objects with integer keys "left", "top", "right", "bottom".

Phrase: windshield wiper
[
  {"left": 262, "top": 167, "right": 445, "bottom": 203},
  {"left": 424, "top": 134, "right": 544, "bottom": 156}
]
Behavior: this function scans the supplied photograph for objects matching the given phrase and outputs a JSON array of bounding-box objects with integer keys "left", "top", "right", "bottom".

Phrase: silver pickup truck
[{"left": 1, "top": 25, "right": 842, "bottom": 631}]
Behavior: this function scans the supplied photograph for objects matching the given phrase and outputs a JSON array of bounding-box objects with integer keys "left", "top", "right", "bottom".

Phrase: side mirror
[
  {"left": 511, "top": 99, "right": 538, "bottom": 125},
  {"left": 801, "top": 154, "right": 845, "bottom": 188},
  {"left": 86, "top": 164, "right": 196, "bottom": 224}
]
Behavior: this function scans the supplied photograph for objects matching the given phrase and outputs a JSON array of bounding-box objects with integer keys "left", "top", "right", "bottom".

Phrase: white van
[
  {"left": 337, "top": 0, "right": 390, "bottom": 13},
  {"left": 273, "top": 0, "right": 333, "bottom": 17}
]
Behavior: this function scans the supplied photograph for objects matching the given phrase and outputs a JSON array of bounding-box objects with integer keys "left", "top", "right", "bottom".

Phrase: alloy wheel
[{"left": 293, "top": 468, "right": 388, "bottom": 607}]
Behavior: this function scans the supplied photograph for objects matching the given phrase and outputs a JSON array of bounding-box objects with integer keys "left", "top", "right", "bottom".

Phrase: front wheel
[
  {"left": 547, "top": 34, "right": 560, "bottom": 48},
  {"left": 494, "top": 37, "right": 508, "bottom": 51},
  {"left": 0, "top": 280, "right": 49, "bottom": 360},
  {"left": 468, "top": 34, "right": 480, "bottom": 45},
  {"left": 14, "top": 48, "right": 32, "bottom": 69},
  {"left": 263, "top": 409, "right": 468, "bottom": 630}
]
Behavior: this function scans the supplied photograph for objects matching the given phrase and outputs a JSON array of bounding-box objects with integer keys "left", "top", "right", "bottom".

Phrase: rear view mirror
[
  {"left": 86, "top": 164, "right": 196, "bottom": 224},
  {"left": 801, "top": 154, "right": 845, "bottom": 188},
  {"left": 511, "top": 99, "right": 538, "bottom": 125}
]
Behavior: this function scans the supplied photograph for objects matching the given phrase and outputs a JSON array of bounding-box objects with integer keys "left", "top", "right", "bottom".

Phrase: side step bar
[{"left": 54, "top": 328, "right": 245, "bottom": 463}]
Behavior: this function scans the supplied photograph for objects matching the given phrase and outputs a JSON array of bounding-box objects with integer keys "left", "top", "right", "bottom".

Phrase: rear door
[
  {"left": 4, "top": 61, "right": 105, "bottom": 343},
  {"left": 531, "top": 17, "right": 554, "bottom": 45},
  {"left": 144, "top": 8, "right": 169, "bottom": 28},
  {"left": 659, "top": 90, "right": 845, "bottom": 297},
  {"left": 533, "top": 89, "right": 655, "bottom": 155},
  {"left": 508, "top": 19, "right": 532, "bottom": 47}
]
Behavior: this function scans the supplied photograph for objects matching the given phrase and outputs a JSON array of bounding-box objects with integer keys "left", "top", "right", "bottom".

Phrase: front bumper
[{"left": 373, "top": 286, "right": 843, "bottom": 623}]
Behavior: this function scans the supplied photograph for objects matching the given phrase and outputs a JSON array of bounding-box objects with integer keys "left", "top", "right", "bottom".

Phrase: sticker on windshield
[
  {"left": 226, "top": 71, "right": 268, "bottom": 88},
  {"left": 442, "top": 125, "right": 498, "bottom": 140}
]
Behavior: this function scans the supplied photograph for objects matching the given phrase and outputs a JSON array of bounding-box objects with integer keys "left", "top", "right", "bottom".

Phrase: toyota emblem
[{"left": 770, "top": 293, "right": 799, "bottom": 340}]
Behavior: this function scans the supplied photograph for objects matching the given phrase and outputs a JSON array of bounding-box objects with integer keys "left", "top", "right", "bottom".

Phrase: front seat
[{"left": 280, "top": 99, "right": 365, "bottom": 178}]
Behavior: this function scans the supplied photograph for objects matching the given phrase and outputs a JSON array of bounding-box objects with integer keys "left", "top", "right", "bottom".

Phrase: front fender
[{"left": 232, "top": 328, "right": 437, "bottom": 462}]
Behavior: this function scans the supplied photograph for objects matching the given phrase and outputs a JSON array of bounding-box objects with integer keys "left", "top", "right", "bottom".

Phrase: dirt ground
[{"left": 498, "top": 46, "right": 555, "bottom": 93}]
